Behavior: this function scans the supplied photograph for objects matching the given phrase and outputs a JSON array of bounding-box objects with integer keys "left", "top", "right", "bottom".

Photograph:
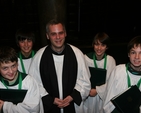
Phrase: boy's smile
[{"left": 0, "top": 61, "right": 18, "bottom": 81}]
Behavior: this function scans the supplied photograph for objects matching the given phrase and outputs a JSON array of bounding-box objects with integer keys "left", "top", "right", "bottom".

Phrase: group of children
[
  {"left": 0, "top": 27, "right": 46, "bottom": 113},
  {"left": 0, "top": 26, "right": 141, "bottom": 113},
  {"left": 84, "top": 33, "right": 141, "bottom": 113}
]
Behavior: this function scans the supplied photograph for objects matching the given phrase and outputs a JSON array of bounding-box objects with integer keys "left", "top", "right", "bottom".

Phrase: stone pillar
[{"left": 37, "top": 0, "right": 67, "bottom": 47}]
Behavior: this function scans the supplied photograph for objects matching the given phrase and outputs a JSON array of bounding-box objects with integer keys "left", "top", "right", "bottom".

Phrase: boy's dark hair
[
  {"left": 127, "top": 35, "right": 141, "bottom": 53},
  {"left": 92, "top": 32, "right": 110, "bottom": 48},
  {"left": 15, "top": 27, "right": 35, "bottom": 46},
  {"left": 0, "top": 46, "right": 18, "bottom": 64}
]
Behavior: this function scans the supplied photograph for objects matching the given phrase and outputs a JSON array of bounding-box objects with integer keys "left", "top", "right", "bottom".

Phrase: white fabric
[
  {"left": 84, "top": 55, "right": 116, "bottom": 113},
  {"left": 28, "top": 44, "right": 91, "bottom": 113},
  {"left": 53, "top": 54, "right": 64, "bottom": 100},
  {"left": 0, "top": 75, "right": 44, "bottom": 113},
  {"left": 103, "top": 64, "right": 141, "bottom": 113},
  {"left": 53, "top": 54, "right": 64, "bottom": 113},
  {"left": 18, "top": 57, "right": 32, "bottom": 74}
]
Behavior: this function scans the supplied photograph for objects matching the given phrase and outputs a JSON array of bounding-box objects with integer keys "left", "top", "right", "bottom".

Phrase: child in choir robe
[
  {"left": 0, "top": 46, "right": 46, "bottom": 113},
  {"left": 84, "top": 32, "right": 116, "bottom": 113},
  {"left": 103, "top": 36, "right": 141, "bottom": 113},
  {"left": 15, "top": 27, "right": 36, "bottom": 74}
]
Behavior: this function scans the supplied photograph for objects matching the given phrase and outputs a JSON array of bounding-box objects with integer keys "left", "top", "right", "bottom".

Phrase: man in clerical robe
[{"left": 29, "top": 19, "right": 91, "bottom": 113}]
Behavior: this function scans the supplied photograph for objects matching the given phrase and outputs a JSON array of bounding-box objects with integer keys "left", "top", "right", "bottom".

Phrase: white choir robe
[
  {"left": 28, "top": 44, "right": 91, "bottom": 113},
  {"left": 84, "top": 54, "right": 116, "bottom": 113},
  {"left": 18, "top": 57, "right": 32, "bottom": 74},
  {"left": 103, "top": 64, "right": 141, "bottom": 113},
  {"left": 0, "top": 75, "right": 46, "bottom": 113}
]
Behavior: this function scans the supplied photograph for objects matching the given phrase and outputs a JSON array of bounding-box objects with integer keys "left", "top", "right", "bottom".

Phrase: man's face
[
  {"left": 0, "top": 61, "right": 18, "bottom": 81},
  {"left": 128, "top": 45, "right": 141, "bottom": 67},
  {"left": 46, "top": 23, "right": 66, "bottom": 52}
]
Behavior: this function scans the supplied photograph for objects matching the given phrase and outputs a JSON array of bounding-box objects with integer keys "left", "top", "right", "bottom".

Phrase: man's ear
[{"left": 46, "top": 33, "right": 49, "bottom": 39}]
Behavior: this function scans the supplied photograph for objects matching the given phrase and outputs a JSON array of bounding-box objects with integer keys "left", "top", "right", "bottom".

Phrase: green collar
[
  {"left": 126, "top": 63, "right": 141, "bottom": 88},
  {"left": 93, "top": 53, "right": 107, "bottom": 69},
  {"left": 19, "top": 50, "right": 35, "bottom": 73}
]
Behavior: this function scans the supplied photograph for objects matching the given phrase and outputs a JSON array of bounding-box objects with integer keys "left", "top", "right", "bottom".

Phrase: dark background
[{"left": 0, "top": 0, "right": 141, "bottom": 64}]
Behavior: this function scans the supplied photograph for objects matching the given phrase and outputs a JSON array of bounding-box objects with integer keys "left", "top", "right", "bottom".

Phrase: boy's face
[
  {"left": 94, "top": 40, "right": 107, "bottom": 59},
  {"left": 128, "top": 45, "right": 141, "bottom": 67},
  {"left": 19, "top": 39, "right": 33, "bottom": 55},
  {"left": 0, "top": 61, "right": 18, "bottom": 81}
]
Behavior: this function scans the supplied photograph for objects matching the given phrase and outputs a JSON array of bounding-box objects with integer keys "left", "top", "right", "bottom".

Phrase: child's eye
[
  {"left": 12, "top": 64, "right": 17, "bottom": 68},
  {"left": 94, "top": 43, "right": 99, "bottom": 46},
  {"left": 3, "top": 67, "right": 8, "bottom": 71},
  {"left": 130, "top": 51, "right": 135, "bottom": 54},
  {"left": 27, "top": 39, "right": 32, "bottom": 42}
]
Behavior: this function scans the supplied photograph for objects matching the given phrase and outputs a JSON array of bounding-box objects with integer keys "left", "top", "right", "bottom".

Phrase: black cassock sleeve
[{"left": 70, "top": 89, "right": 82, "bottom": 106}]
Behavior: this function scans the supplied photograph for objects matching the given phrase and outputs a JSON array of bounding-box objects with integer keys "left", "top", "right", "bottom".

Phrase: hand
[
  {"left": 0, "top": 100, "right": 4, "bottom": 111},
  {"left": 58, "top": 96, "right": 73, "bottom": 108},
  {"left": 89, "top": 88, "right": 97, "bottom": 97},
  {"left": 53, "top": 98, "right": 63, "bottom": 108}
]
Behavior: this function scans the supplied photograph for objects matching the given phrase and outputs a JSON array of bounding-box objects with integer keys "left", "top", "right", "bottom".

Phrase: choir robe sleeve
[
  {"left": 103, "top": 64, "right": 128, "bottom": 113},
  {"left": 70, "top": 45, "right": 91, "bottom": 102},
  {"left": 1, "top": 75, "right": 44, "bottom": 113},
  {"left": 28, "top": 46, "right": 48, "bottom": 98},
  {"left": 96, "top": 55, "right": 116, "bottom": 100}
]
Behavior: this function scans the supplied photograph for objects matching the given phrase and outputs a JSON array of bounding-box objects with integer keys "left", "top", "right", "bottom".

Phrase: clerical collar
[
  {"left": 127, "top": 63, "right": 141, "bottom": 75},
  {"left": 50, "top": 45, "right": 65, "bottom": 55}
]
